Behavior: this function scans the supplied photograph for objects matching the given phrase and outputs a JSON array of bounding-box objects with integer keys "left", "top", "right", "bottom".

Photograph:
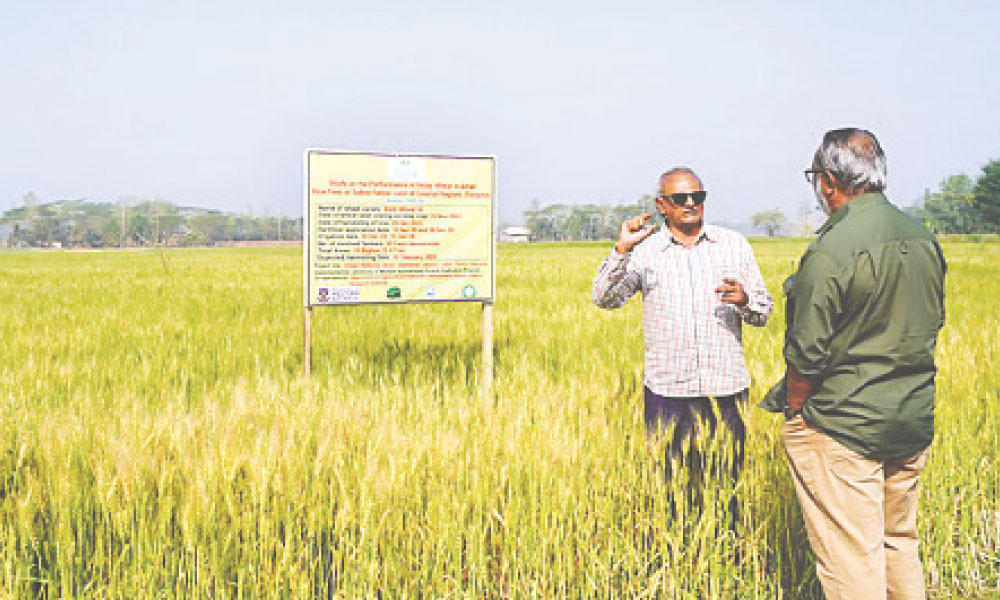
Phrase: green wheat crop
[{"left": 0, "top": 241, "right": 996, "bottom": 598}]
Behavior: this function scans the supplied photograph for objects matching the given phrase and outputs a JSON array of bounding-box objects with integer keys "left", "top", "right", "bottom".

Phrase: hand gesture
[
  {"left": 716, "top": 277, "right": 748, "bottom": 306},
  {"left": 615, "top": 213, "right": 657, "bottom": 254}
]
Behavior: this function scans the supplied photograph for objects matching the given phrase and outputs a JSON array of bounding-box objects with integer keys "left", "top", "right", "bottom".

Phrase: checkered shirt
[{"left": 592, "top": 224, "right": 773, "bottom": 398}]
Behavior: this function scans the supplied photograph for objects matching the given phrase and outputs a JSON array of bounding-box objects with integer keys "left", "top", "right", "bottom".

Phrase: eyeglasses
[
  {"left": 659, "top": 191, "right": 707, "bottom": 207},
  {"left": 803, "top": 169, "right": 828, "bottom": 186}
]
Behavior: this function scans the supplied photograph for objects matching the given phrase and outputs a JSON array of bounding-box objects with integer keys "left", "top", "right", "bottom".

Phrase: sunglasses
[{"left": 659, "top": 191, "right": 707, "bottom": 207}]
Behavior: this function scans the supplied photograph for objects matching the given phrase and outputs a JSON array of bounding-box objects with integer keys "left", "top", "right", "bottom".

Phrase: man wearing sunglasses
[
  {"left": 592, "top": 167, "right": 772, "bottom": 523},
  {"left": 762, "top": 128, "right": 946, "bottom": 599}
]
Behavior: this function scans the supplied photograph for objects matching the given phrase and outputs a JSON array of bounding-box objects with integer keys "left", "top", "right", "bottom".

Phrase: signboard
[{"left": 304, "top": 150, "right": 496, "bottom": 306}]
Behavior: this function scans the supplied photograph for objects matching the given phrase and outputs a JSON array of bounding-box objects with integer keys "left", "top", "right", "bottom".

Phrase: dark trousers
[{"left": 644, "top": 386, "right": 747, "bottom": 529}]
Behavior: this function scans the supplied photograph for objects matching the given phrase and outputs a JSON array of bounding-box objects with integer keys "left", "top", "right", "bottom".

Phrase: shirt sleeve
[
  {"left": 783, "top": 250, "right": 843, "bottom": 378},
  {"left": 735, "top": 236, "right": 773, "bottom": 327},
  {"left": 592, "top": 248, "right": 642, "bottom": 309}
]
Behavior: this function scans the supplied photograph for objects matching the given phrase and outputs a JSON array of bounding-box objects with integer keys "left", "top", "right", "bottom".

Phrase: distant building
[{"left": 499, "top": 226, "right": 531, "bottom": 242}]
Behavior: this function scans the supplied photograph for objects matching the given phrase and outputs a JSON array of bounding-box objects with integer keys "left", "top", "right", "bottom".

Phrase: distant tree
[
  {"left": 128, "top": 213, "right": 151, "bottom": 243},
  {"left": 750, "top": 209, "right": 787, "bottom": 237},
  {"left": 523, "top": 208, "right": 556, "bottom": 241},
  {"left": 22, "top": 191, "right": 39, "bottom": 212},
  {"left": 972, "top": 158, "right": 1000, "bottom": 232},
  {"left": 795, "top": 199, "right": 815, "bottom": 236},
  {"left": 99, "top": 215, "right": 122, "bottom": 246},
  {"left": 917, "top": 174, "right": 978, "bottom": 234}
]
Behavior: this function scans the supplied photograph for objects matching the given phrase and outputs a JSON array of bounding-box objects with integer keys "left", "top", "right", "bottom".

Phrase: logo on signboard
[
  {"left": 330, "top": 287, "right": 361, "bottom": 303},
  {"left": 387, "top": 157, "right": 427, "bottom": 182},
  {"left": 387, "top": 287, "right": 402, "bottom": 299},
  {"left": 462, "top": 285, "right": 477, "bottom": 299},
  {"left": 318, "top": 288, "right": 329, "bottom": 303},
  {"left": 423, "top": 286, "right": 437, "bottom": 299}
]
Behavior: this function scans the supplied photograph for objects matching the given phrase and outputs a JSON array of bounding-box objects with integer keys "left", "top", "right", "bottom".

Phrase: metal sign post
[
  {"left": 481, "top": 301, "right": 493, "bottom": 403},
  {"left": 303, "top": 305, "right": 312, "bottom": 379}
]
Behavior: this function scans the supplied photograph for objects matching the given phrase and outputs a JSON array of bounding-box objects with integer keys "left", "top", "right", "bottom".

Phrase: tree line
[
  {"left": 6, "top": 156, "right": 997, "bottom": 248},
  {"left": 912, "top": 157, "right": 1000, "bottom": 234},
  {"left": 0, "top": 194, "right": 302, "bottom": 248},
  {"left": 522, "top": 156, "right": 1000, "bottom": 241},
  {"left": 746, "top": 156, "right": 1000, "bottom": 237},
  {"left": 522, "top": 196, "right": 657, "bottom": 242}
]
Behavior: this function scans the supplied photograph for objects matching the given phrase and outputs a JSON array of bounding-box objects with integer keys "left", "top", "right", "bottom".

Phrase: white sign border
[{"left": 303, "top": 149, "right": 497, "bottom": 307}]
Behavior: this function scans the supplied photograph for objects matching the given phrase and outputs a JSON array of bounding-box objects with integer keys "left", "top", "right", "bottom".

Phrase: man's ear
[{"left": 821, "top": 172, "right": 838, "bottom": 197}]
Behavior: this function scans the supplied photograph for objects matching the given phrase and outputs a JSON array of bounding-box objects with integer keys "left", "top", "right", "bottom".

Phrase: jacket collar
[{"left": 815, "top": 192, "right": 887, "bottom": 237}]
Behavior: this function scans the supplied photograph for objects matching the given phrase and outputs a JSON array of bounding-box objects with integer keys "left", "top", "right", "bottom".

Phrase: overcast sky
[{"left": 2, "top": 0, "right": 998, "bottom": 225}]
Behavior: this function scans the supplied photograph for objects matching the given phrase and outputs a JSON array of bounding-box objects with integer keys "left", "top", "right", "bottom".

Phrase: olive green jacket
[{"left": 762, "top": 193, "right": 947, "bottom": 459}]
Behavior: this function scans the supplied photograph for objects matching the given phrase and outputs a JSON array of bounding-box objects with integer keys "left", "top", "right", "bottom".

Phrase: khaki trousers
[{"left": 783, "top": 416, "right": 929, "bottom": 600}]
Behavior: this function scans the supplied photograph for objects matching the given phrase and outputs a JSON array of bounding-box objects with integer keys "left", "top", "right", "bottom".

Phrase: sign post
[
  {"left": 481, "top": 302, "right": 493, "bottom": 403},
  {"left": 303, "top": 150, "right": 496, "bottom": 398},
  {"left": 303, "top": 305, "right": 312, "bottom": 378}
]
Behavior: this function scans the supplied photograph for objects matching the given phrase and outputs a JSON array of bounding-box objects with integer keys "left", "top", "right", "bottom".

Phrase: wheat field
[{"left": 0, "top": 241, "right": 997, "bottom": 598}]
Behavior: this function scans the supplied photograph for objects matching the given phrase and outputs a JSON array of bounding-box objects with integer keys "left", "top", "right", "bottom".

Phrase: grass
[{"left": 0, "top": 241, "right": 996, "bottom": 598}]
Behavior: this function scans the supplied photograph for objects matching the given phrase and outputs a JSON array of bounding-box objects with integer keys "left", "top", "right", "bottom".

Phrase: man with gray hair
[{"left": 763, "top": 127, "right": 946, "bottom": 599}]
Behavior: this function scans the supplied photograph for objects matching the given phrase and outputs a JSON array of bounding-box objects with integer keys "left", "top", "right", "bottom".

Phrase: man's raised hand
[{"left": 615, "top": 213, "right": 657, "bottom": 254}]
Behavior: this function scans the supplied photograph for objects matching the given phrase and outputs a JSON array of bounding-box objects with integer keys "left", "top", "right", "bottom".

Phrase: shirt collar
[{"left": 662, "top": 222, "right": 717, "bottom": 248}]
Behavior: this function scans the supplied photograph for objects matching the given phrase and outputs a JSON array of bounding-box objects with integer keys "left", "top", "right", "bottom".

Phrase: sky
[{"left": 1, "top": 0, "right": 998, "bottom": 226}]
